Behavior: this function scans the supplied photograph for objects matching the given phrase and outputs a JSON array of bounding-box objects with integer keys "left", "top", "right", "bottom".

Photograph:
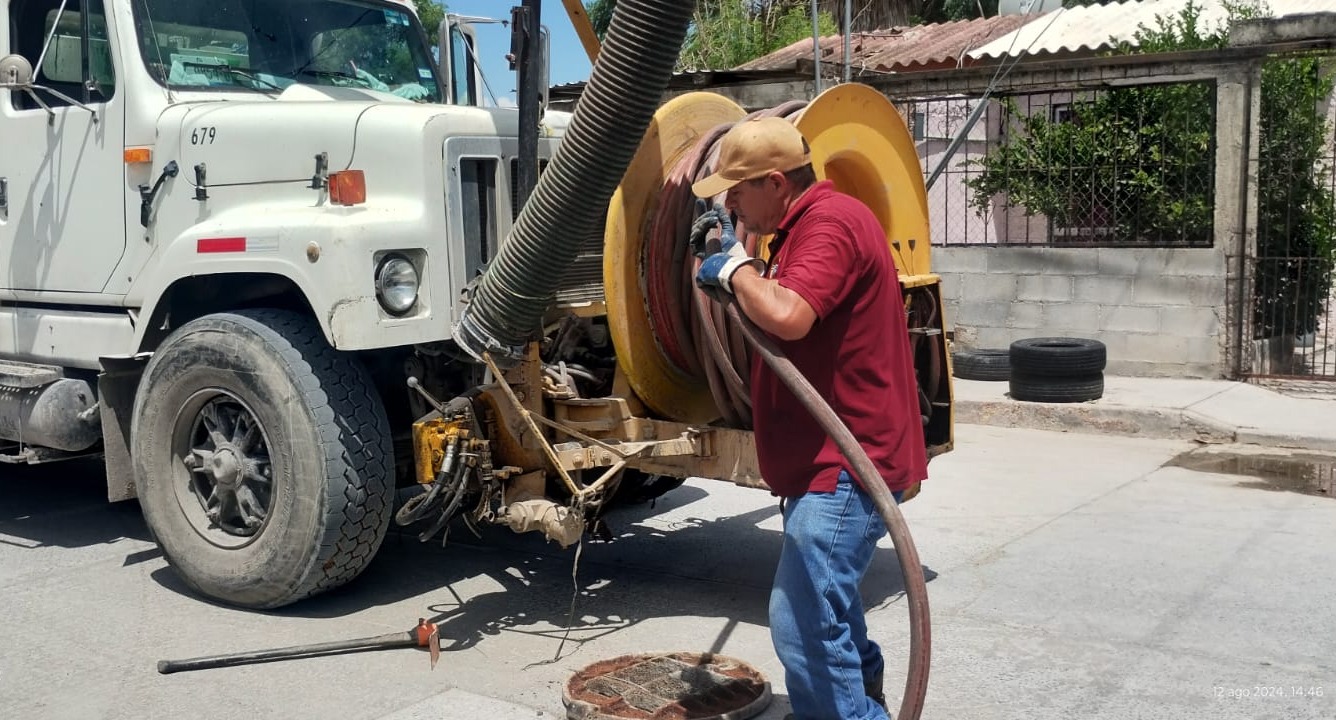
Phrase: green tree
[
  {"left": 411, "top": 0, "right": 445, "bottom": 42},
  {"left": 1254, "top": 56, "right": 1336, "bottom": 338},
  {"left": 586, "top": 0, "right": 616, "bottom": 39},
  {"left": 585, "top": 1, "right": 837, "bottom": 70},
  {"left": 681, "top": 1, "right": 839, "bottom": 70},
  {"left": 936, "top": 0, "right": 1000, "bottom": 21}
]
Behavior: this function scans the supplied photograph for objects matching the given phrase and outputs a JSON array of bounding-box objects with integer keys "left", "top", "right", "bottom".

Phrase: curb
[
  {"left": 958, "top": 399, "right": 1336, "bottom": 453},
  {"left": 1233, "top": 430, "right": 1336, "bottom": 453},
  {"left": 956, "top": 400, "right": 1239, "bottom": 444}
]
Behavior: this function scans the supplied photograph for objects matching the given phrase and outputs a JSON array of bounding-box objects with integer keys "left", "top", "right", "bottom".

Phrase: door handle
[{"left": 0, "top": 177, "right": 8, "bottom": 213}]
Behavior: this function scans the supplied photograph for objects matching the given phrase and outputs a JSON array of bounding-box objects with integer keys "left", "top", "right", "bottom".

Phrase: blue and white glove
[
  {"left": 697, "top": 252, "right": 764, "bottom": 294},
  {"left": 690, "top": 202, "right": 762, "bottom": 296},
  {"left": 690, "top": 202, "right": 741, "bottom": 255}
]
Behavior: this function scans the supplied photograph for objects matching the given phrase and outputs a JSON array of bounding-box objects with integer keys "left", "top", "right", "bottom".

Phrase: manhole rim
[{"left": 562, "top": 651, "right": 772, "bottom": 720}]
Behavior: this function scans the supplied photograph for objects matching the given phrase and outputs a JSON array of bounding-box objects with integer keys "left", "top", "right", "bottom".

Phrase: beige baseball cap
[{"left": 691, "top": 117, "right": 812, "bottom": 199}]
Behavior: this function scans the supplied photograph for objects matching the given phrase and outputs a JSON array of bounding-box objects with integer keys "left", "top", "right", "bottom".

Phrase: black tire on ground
[
  {"left": 1009, "top": 337, "right": 1107, "bottom": 377},
  {"left": 1008, "top": 372, "right": 1105, "bottom": 403},
  {"left": 609, "top": 469, "right": 686, "bottom": 507},
  {"left": 132, "top": 309, "right": 394, "bottom": 609},
  {"left": 951, "top": 348, "right": 1011, "bottom": 381}
]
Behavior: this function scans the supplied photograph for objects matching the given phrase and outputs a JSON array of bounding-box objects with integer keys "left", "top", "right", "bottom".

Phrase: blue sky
[{"left": 433, "top": 1, "right": 595, "bottom": 105}]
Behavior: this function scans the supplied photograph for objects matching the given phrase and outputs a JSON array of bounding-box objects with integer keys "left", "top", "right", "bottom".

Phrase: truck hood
[
  {"left": 161, "top": 95, "right": 370, "bottom": 187},
  {"left": 159, "top": 85, "right": 568, "bottom": 187}
]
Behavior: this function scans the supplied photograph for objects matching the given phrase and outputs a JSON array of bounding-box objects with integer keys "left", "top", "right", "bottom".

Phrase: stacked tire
[
  {"left": 1008, "top": 337, "right": 1106, "bottom": 403},
  {"left": 951, "top": 348, "right": 1011, "bottom": 381}
]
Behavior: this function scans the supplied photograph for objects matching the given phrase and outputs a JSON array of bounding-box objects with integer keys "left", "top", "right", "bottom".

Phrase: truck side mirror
[
  {"left": 0, "top": 54, "right": 35, "bottom": 87},
  {"left": 1, "top": 52, "right": 97, "bottom": 123},
  {"left": 439, "top": 17, "right": 480, "bottom": 106}
]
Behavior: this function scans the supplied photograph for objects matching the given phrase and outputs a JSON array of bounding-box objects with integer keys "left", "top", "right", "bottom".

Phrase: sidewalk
[{"left": 954, "top": 375, "right": 1336, "bottom": 451}]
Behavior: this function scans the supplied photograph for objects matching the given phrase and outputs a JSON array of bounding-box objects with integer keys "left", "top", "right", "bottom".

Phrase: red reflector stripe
[{"left": 197, "top": 237, "right": 247, "bottom": 253}]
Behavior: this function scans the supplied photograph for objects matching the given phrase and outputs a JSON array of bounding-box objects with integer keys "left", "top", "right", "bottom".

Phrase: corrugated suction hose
[{"left": 453, "top": 0, "right": 695, "bottom": 363}]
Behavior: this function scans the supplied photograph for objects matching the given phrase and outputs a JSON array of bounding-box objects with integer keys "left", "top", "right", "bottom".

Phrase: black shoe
[{"left": 866, "top": 672, "right": 889, "bottom": 715}]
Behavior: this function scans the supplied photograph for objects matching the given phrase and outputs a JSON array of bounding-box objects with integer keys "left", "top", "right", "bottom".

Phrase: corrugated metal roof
[
  {"left": 735, "top": 14, "right": 1032, "bottom": 73},
  {"left": 969, "top": 0, "right": 1336, "bottom": 60}
]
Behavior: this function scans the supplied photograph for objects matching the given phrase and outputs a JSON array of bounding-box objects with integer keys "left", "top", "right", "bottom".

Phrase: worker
[{"left": 689, "top": 117, "right": 928, "bottom": 720}]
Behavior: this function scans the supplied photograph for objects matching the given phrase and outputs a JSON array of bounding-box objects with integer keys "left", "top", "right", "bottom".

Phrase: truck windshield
[{"left": 130, "top": 0, "right": 441, "bottom": 101}]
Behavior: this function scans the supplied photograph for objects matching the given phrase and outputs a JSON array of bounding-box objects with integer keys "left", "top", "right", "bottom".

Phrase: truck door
[{"left": 0, "top": 0, "right": 125, "bottom": 295}]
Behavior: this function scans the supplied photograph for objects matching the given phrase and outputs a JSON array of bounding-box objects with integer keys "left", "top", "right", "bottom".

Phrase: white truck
[
  {"left": 0, "top": 0, "right": 592, "bottom": 606},
  {"left": 0, "top": 0, "right": 954, "bottom": 610}
]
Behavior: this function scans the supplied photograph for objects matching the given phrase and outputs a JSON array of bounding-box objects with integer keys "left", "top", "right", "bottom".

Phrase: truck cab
[
  {"left": 0, "top": 0, "right": 576, "bottom": 411},
  {"left": 0, "top": 0, "right": 585, "bottom": 606},
  {"left": 0, "top": 0, "right": 557, "bottom": 343}
]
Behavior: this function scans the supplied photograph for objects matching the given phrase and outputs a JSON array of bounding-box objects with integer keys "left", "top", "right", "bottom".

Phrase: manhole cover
[{"left": 564, "top": 652, "right": 771, "bottom": 720}]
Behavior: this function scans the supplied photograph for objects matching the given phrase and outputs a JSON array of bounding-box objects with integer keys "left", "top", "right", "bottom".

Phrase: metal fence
[
  {"left": 1251, "top": 256, "right": 1336, "bottom": 377},
  {"left": 1247, "top": 58, "right": 1336, "bottom": 378},
  {"left": 899, "top": 82, "right": 1217, "bottom": 248},
  {"left": 854, "top": 45, "right": 1336, "bottom": 380}
]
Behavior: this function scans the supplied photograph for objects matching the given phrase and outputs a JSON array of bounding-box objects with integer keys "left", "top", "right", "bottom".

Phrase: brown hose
[{"left": 723, "top": 300, "right": 931, "bottom": 720}]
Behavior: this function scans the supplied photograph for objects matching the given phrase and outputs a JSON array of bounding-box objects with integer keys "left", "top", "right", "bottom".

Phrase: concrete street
[{"left": 1, "top": 424, "right": 1332, "bottom": 720}]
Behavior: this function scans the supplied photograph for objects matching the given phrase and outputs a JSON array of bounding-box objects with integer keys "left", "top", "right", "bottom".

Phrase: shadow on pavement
[
  {"left": 6, "top": 457, "right": 935, "bottom": 660},
  {"left": 225, "top": 482, "right": 939, "bottom": 662},
  {"left": 0, "top": 458, "right": 152, "bottom": 550}
]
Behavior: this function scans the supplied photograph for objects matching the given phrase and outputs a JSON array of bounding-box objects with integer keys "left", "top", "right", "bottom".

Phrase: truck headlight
[{"left": 375, "top": 254, "right": 419, "bottom": 315}]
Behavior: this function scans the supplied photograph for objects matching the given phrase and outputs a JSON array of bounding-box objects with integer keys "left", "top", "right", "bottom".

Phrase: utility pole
[
  {"left": 843, "top": 0, "right": 852, "bottom": 84},
  {"left": 510, "top": 0, "right": 542, "bottom": 212},
  {"left": 811, "top": 0, "right": 823, "bottom": 93}
]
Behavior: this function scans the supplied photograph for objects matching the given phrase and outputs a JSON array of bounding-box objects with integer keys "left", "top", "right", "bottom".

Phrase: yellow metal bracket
[
  {"left": 561, "top": 0, "right": 601, "bottom": 63},
  {"left": 411, "top": 417, "right": 470, "bottom": 485},
  {"left": 483, "top": 352, "right": 583, "bottom": 496},
  {"left": 482, "top": 354, "right": 713, "bottom": 502}
]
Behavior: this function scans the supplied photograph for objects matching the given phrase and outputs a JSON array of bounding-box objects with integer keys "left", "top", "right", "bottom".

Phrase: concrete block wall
[{"left": 936, "top": 247, "right": 1228, "bottom": 377}]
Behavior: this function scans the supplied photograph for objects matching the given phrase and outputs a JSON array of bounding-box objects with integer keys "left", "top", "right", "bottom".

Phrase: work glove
[
  {"left": 690, "top": 201, "right": 762, "bottom": 297},
  {"left": 393, "top": 83, "right": 430, "bottom": 100},
  {"left": 690, "top": 201, "right": 742, "bottom": 257},
  {"left": 352, "top": 66, "right": 391, "bottom": 91}
]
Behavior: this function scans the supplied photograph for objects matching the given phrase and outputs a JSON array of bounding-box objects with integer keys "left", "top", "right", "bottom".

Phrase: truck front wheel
[{"left": 132, "top": 309, "right": 394, "bottom": 608}]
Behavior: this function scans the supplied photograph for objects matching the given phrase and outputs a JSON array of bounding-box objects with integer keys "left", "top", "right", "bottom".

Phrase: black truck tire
[
  {"left": 1010, "top": 337, "right": 1107, "bottom": 377},
  {"left": 132, "top": 309, "right": 393, "bottom": 609},
  {"left": 1009, "top": 372, "right": 1105, "bottom": 403},
  {"left": 951, "top": 348, "right": 1010, "bottom": 381}
]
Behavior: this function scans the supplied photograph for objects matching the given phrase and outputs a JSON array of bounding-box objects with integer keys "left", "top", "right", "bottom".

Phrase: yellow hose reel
[{"left": 603, "top": 83, "right": 930, "bottom": 423}]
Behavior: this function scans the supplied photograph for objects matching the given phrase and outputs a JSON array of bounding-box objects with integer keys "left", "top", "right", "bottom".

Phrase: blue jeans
[{"left": 770, "top": 470, "right": 899, "bottom": 720}]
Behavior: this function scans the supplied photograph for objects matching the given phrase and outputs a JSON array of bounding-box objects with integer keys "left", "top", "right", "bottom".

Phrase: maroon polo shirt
[{"left": 751, "top": 181, "right": 927, "bottom": 497}]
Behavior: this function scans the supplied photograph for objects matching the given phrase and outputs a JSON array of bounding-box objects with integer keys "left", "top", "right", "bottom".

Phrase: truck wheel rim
[{"left": 173, "top": 389, "right": 275, "bottom": 547}]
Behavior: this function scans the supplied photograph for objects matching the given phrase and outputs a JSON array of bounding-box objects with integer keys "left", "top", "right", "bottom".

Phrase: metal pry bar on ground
[{"left": 157, "top": 619, "right": 440, "bottom": 674}]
